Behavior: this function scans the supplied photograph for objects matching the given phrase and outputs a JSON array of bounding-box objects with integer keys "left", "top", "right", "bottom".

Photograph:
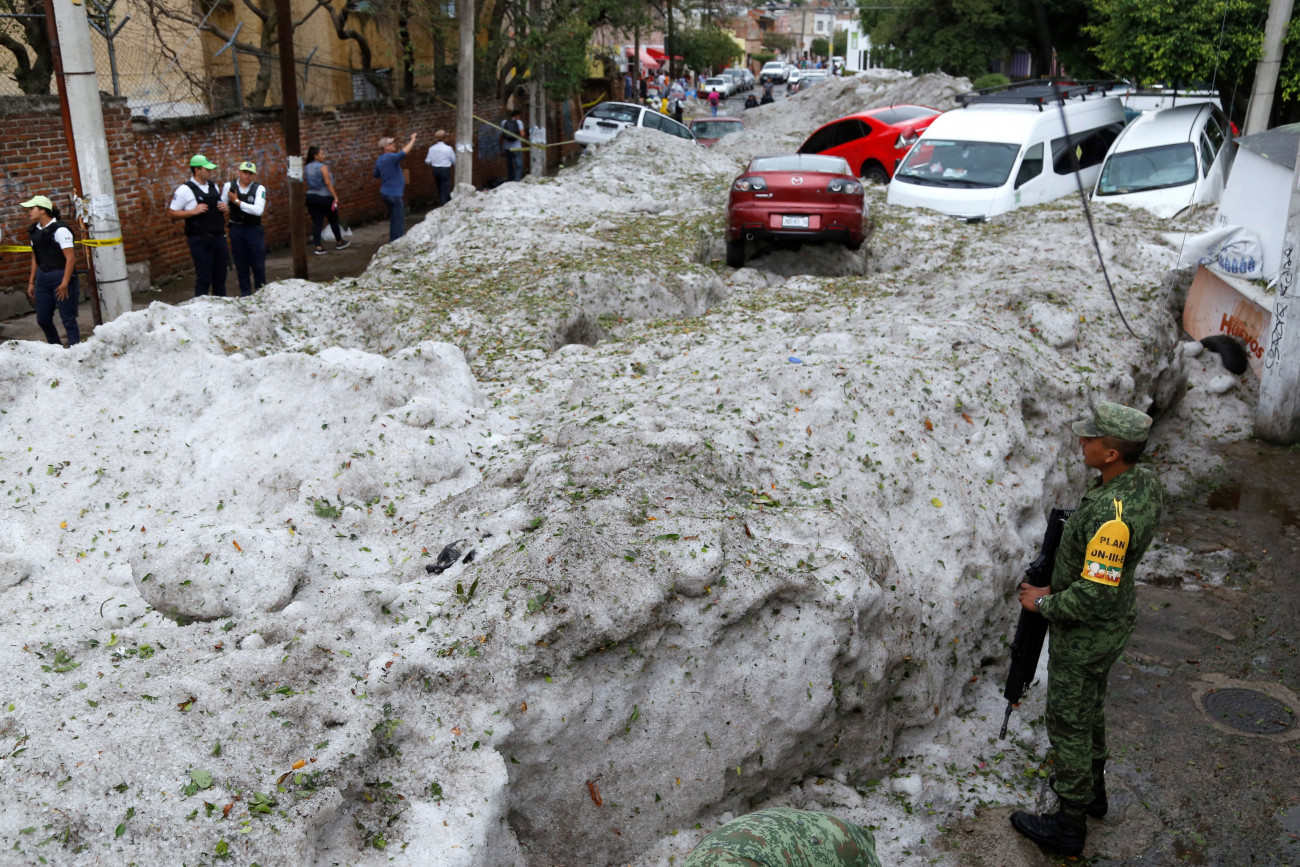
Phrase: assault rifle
[{"left": 999, "top": 507, "right": 1074, "bottom": 739}]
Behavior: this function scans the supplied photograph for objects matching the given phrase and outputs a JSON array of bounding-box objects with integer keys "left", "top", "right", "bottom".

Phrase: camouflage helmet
[
  {"left": 684, "top": 807, "right": 882, "bottom": 867},
  {"left": 1070, "top": 402, "right": 1152, "bottom": 442}
]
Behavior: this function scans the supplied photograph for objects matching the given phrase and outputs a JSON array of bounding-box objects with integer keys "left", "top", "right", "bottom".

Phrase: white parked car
[
  {"left": 888, "top": 81, "right": 1126, "bottom": 220},
  {"left": 1092, "top": 102, "right": 1235, "bottom": 218},
  {"left": 760, "top": 61, "right": 789, "bottom": 84},
  {"left": 701, "top": 77, "right": 733, "bottom": 98},
  {"left": 574, "top": 101, "right": 696, "bottom": 146}
]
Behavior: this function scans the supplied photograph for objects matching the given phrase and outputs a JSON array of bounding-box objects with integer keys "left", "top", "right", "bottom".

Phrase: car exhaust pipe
[{"left": 745, "top": 233, "right": 755, "bottom": 241}]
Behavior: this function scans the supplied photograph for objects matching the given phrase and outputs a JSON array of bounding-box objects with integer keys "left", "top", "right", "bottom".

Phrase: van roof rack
[{"left": 956, "top": 79, "right": 1121, "bottom": 109}]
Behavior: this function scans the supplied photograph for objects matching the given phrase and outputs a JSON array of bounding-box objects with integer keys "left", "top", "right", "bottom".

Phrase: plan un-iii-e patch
[{"left": 1081, "top": 499, "right": 1128, "bottom": 586}]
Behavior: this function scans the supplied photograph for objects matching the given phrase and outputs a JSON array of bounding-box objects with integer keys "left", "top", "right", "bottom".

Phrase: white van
[
  {"left": 1092, "top": 103, "right": 1235, "bottom": 218},
  {"left": 887, "top": 83, "right": 1126, "bottom": 220}
]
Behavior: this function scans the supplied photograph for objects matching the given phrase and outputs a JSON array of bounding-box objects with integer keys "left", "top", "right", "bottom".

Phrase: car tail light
[
  {"left": 732, "top": 177, "right": 768, "bottom": 192},
  {"left": 826, "top": 178, "right": 862, "bottom": 194},
  {"left": 895, "top": 131, "right": 920, "bottom": 149}
]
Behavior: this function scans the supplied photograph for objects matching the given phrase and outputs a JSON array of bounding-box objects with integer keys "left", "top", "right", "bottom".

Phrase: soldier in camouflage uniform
[
  {"left": 684, "top": 807, "right": 882, "bottom": 867},
  {"left": 1012, "top": 402, "right": 1165, "bottom": 855}
]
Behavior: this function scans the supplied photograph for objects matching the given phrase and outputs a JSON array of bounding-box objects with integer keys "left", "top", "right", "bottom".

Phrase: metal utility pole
[
  {"left": 47, "top": 0, "right": 130, "bottom": 323},
  {"left": 84, "top": 0, "right": 128, "bottom": 97},
  {"left": 454, "top": 0, "right": 474, "bottom": 193},
  {"left": 1243, "top": 0, "right": 1294, "bottom": 136},
  {"left": 273, "top": 0, "right": 307, "bottom": 278},
  {"left": 1254, "top": 139, "right": 1300, "bottom": 443}
]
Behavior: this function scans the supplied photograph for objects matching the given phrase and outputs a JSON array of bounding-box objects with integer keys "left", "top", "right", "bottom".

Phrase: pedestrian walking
[
  {"left": 221, "top": 161, "right": 267, "bottom": 297},
  {"left": 304, "top": 145, "right": 350, "bottom": 255},
  {"left": 374, "top": 133, "right": 417, "bottom": 242},
  {"left": 500, "top": 110, "right": 527, "bottom": 182},
  {"left": 168, "top": 154, "right": 230, "bottom": 297},
  {"left": 425, "top": 129, "right": 456, "bottom": 207},
  {"left": 1010, "top": 402, "right": 1165, "bottom": 856},
  {"left": 708, "top": 88, "right": 720, "bottom": 116},
  {"left": 21, "top": 195, "right": 79, "bottom": 347}
]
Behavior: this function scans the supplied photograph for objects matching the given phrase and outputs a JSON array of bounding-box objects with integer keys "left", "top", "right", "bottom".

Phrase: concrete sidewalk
[{"left": 0, "top": 205, "right": 432, "bottom": 345}]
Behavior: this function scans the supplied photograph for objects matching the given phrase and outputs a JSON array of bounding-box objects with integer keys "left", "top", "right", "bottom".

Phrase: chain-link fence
[{"left": 1, "top": 2, "right": 449, "bottom": 116}]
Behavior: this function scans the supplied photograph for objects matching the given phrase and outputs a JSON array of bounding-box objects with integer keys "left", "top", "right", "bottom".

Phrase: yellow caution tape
[
  {"left": 434, "top": 96, "right": 581, "bottom": 150},
  {"left": 0, "top": 237, "right": 122, "bottom": 253}
]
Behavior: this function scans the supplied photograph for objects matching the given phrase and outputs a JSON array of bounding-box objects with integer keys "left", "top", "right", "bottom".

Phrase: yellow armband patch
[{"left": 1081, "top": 500, "right": 1128, "bottom": 587}]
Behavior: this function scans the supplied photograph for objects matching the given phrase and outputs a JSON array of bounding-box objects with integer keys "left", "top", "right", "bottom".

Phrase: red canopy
[{"left": 626, "top": 48, "right": 661, "bottom": 70}]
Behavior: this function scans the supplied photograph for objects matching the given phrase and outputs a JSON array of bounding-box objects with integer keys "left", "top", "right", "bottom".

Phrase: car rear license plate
[{"left": 782, "top": 215, "right": 810, "bottom": 229}]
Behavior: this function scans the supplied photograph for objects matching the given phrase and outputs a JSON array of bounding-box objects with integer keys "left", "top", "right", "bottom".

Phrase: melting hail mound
[{"left": 0, "top": 69, "right": 1226, "bottom": 866}]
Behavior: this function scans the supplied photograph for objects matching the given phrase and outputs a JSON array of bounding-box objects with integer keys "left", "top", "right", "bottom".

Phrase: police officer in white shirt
[
  {"left": 221, "top": 160, "right": 268, "bottom": 296},
  {"left": 424, "top": 129, "right": 456, "bottom": 207},
  {"left": 168, "top": 154, "right": 230, "bottom": 297},
  {"left": 22, "top": 194, "right": 80, "bottom": 346}
]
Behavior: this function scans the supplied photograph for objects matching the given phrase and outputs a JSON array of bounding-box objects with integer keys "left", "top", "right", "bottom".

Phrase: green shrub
[{"left": 972, "top": 73, "right": 1011, "bottom": 91}]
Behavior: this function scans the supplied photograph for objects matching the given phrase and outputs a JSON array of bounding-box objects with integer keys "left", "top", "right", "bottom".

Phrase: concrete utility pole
[
  {"left": 47, "top": 0, "right": 131, "bottom": 322},
  {"left": 1243, "top": 0, "right": 1294, "bottom": 136},
  {"left": 528, "top": 0, "right": 545, "bottom": 179},
  {"left": 273, "top": 0, "right": 307, "bottom": 279},
  {"left": 1255, "top": 138, "right": 1300, "bottom": 443},
  {"left": 454, "top": 0, "right": 474, "bottom": 193}
]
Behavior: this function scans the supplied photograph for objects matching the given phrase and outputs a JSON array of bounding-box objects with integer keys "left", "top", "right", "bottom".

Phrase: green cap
[
  {"left": 20, "top": 195, "right": 54, "bottom": 210},
  {"left": 189, "top": 154, "right": 218, "bottom": 169},
  {"left": 238, "top": 161, "right": 257, "bottom": 173},
  {"left": 1071, "top": 401, "right": 1152, "bottom": 442}
]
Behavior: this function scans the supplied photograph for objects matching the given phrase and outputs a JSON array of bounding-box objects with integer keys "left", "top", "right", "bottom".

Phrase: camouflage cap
[
  {"left": 1070, "top": 401, "right": 1152, "bottom": 442},
  {"left": 684, "top": 807, "right": 881, "bottom": 867}
]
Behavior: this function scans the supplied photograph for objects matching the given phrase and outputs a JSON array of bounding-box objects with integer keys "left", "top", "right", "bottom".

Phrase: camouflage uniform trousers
[
  {"left": 684, "top": 807, "right": 882, "bottom": 867},
  {"left": 1045, "top": 641, "right": 1126, "bottom": 805}
]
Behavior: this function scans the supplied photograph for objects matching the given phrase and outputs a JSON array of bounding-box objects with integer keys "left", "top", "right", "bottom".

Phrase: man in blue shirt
[{"left": 374, "top": 132, "right": 417, "bottom": 242}]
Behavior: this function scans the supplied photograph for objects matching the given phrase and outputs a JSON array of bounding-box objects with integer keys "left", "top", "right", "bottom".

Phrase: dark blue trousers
[
  {"left": 505, "top": 149, "right": 523, "bottom": 182},
  {"left": 34, "top": 268, "right": 80, "bottom": 346},
  {"left": 382, "top": 194, "right": 406, "bottom": 241},
  {"left": 186, "top": 232, "right": 229, "bottom": 297},
  {"left": 432, "top": 166, "right": 452, "bottom": 206},
  {"left": 228, "top": 223, "right": 266, "bottom": 297}
]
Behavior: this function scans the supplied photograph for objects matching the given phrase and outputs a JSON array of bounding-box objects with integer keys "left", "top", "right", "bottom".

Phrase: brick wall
[{"left": 0, "top": 92, "right": 583, "bottom": 293}]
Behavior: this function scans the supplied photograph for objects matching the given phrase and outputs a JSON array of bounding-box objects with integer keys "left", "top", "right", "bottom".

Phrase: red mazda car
[
  {"left": 797, "top": 104, "right": 942, "bottom": 183},
  {"left": 725, "top": 154, "right": 866, "bottom": 268}
]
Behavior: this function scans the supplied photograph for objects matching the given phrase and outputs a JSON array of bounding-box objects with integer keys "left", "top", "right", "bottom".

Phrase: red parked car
[
  {"left": 689, "top": 116, "right": 744, "bottom": 147},
  {"left": 725, "top": 154, "right": 866, "bottom": 268},
  {"left": 797, "top": 104, "right": 942, "bottom": 184}
]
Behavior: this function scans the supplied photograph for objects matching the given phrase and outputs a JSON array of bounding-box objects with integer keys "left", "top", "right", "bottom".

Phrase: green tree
[
  {"left": 863, "top": 0, "right": 1028, "bottom": 79},
  {"left": 762, "top": 31, "right": 796, "bottom": 57},
  {"left": 832, "top": 28, "right": 847, "bottom": 58},
  {"left": 0, "top": 0, "right": 52, "bottom": 94},
  {"left": 1087, "top": 0, "right": 1300, "bottom": 121},
  {"left": 670, "top": 24, "right": 741, "bottom": 74},
  {"left": 810, "top": 36, "right": 830, "bottom": 59}
]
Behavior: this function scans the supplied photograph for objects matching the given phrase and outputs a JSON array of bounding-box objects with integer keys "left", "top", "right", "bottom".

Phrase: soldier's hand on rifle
[{"left": 1018, "top": 583, "right": 1050, "bottom": 612}]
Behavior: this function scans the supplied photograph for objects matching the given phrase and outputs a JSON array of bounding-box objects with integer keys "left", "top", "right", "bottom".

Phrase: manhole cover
[{"left": 1202, "top": 688, "right": 1296, "bottom": 734}]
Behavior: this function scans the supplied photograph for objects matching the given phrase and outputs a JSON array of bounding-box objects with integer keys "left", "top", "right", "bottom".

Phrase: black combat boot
[
  {"left": 1010, "top": 799, "right": 1087, "bottom": 855},
  {"left": 1085, "top": 759, "right": 1108, "bottom": 819}
]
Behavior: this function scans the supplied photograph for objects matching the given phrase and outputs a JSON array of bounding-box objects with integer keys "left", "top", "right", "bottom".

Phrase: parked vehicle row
[{"left": 572, "top": 78, "right": 1237, "bottom": 269}]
